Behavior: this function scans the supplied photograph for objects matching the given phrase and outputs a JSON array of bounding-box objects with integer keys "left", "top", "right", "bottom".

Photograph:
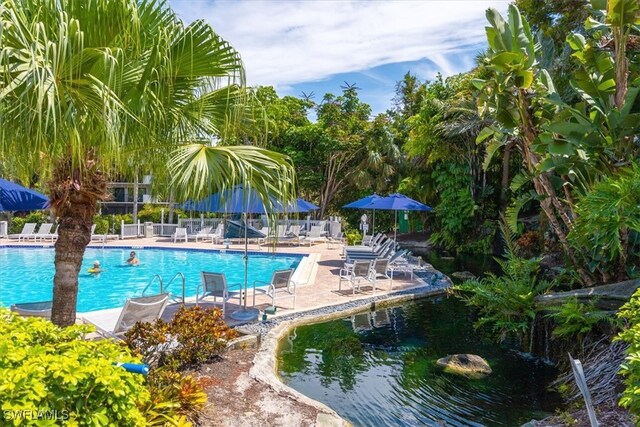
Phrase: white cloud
[{"left": 170, "top": 0, "right": 509, "bottom": 89}]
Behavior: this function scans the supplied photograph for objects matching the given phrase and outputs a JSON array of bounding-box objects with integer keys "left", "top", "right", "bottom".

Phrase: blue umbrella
[
  {"left": 343, "top": 194, "right": 381, "bottom": 236},
  {"left": 363, "top": 193, "right": 432, "bottom": 244},
  {"left": 183, "top": 185, "right": 272, "bottom": 214},
  {"left": 279, "top": 198, "right": 319, "bottom": 213},
  {"left": 183, "top": 185, "right": 315, "bottom": 214},
  {"left": 0, "top": 178, "right": 48, "bottom": 212}
]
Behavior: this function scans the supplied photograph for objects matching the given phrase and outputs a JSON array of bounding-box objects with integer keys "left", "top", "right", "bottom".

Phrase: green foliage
[
  {"left": 143, "top": 368, "right": 206, "bottom": 426},
  {"left": 9, "top": 212, "right": 49, "bottom": 234},
  {"left": 137, "top": 204, "right": 185, "bottom": 224},
  {"left": 124, "top": 306, "right": 239, "bottom": 371},
  {"left": 429, "top": 163, "right": 495, "bottom": 253},
  {"left": 569, "top": 164, "right": 640, "bottom": 279},
  {"left": 0, "top": 310, "right": 150, "bottom": 426},
  {"left": 545, "top": 297, "right": 618, "bottom": 338},
  {"left": 92, "top": 215, "right": 110, "bottom": 234},
  {"left": 453, "top": 226, "right": 553, "bottom": 346},
  {"left": 616, "top": 288, "right": 640, "bottom": 416},
  {"left": 345, "top": 229, "right": 363, "bottom": 246}
]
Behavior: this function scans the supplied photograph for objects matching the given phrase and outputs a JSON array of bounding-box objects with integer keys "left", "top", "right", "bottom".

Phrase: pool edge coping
[{"left": 248, "top": 282, "right": 451, "bottom": 427}]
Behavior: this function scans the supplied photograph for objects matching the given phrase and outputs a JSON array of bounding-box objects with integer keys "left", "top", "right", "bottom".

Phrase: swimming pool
[{"left": 0, "top": 247, "right": 302, "bottom": 312}]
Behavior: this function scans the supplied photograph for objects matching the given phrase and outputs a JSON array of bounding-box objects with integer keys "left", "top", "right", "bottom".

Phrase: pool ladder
[{"left": 142, "top": 272, "right": 187, "bottom": 305}]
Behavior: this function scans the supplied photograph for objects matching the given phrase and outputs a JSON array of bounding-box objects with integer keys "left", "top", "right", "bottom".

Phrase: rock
[
  {"left": 451, "top": 271, "right": 476, "bottom": 280},
  {"left": 436, "top": 354, "right": 492, "bottom": 378}
]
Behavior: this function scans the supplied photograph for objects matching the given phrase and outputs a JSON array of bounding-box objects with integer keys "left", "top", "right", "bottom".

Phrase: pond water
[{"left": 277, "top": 296, "right": 562, "bottom": 426}]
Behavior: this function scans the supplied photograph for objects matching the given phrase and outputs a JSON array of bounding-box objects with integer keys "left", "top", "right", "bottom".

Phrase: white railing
[
  {"left": 121, "top": 222, "right": 143, "bottom": 239},
  {"left": 153, "top": 223, "right": 178, "bottom": 237},
  {"left": 0, "top": 221, "right": 7, "bottom": 238},
  {"left": 113, "top": 217, "right": 341, "bottom": 239}
]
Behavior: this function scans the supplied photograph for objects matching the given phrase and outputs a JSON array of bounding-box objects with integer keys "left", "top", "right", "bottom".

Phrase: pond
[{"left": 276, "top": 296, "right": 562, "bottom": 426}]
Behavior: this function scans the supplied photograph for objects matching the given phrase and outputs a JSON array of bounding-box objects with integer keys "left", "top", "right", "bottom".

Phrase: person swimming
[
  {"left": 88, "top": 260, "right": 103, "bottom": 274},
  {"left": 126, "top": 251, "right": 139, "bottom": 266}
]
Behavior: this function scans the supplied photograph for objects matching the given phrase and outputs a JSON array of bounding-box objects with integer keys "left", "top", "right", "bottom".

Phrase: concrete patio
[{"left": 5, "top": 235, "right": 432, "bottom": 327}]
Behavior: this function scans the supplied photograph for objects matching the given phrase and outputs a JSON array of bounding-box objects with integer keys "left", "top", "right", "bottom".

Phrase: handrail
[
  {"left": 142, "top": 274, "right": 164, "bottom": 296},
  {"left": 165, "top": 272, "right": 186, "bottom": 305}
]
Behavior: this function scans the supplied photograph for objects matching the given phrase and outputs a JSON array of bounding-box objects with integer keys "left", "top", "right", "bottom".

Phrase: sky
[{"left": 169, "top": 0, "right": 510, "bottom": 116}]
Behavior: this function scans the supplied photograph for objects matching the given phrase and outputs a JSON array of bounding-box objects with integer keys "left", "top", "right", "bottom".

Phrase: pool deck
[{"left": 3, "top": 236, "right": 437, "bottom": 327}]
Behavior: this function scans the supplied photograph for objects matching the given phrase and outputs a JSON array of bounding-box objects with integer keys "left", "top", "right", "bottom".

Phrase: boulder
[
  {"left": 436, "top": 354, "right": 492, "bottom": 378},
  {"left": 451, "top": 271, "right": 476, "bottom": 280}
]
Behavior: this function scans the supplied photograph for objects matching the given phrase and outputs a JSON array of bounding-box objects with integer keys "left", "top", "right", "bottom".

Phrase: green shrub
[
  {"left": 0, "top": 310, "right": 149, "bottom": 426},
  {"left": 124, "top": 306, "right": 239, "bottom": 371},
  {"left": 345, "top": 229, "right": 362, "bottom": 245},
  {"left": 93, "top": 215, "right": 110, "bottom": 234},
  {"left": 143, "top": 368, "right": 207, "bottom": 425},
  {"left": 616, "top": 288, "right": 640, "bottom": 416},
  {"left": 453, "top": 224, "right": 553, "bottom": 349},
  {"left": 9, "top": 211, "right": 49, "bottom": 234},
  {"left": 546, "top": 297, "right": 618, "bottom": 340}
]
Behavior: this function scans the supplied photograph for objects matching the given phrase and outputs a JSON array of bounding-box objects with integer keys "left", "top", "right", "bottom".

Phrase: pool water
[
  {"left": 277, "top": 297, "right": 561, "bottom": 427},
  {"left": 0, "top": 247, "right": 301, "bottom": 312}
]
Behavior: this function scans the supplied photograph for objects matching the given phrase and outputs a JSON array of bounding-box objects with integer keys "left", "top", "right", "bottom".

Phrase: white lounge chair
[
  {"left": 253, "top": 269, "right": 296, "bottom": 309},
  {"left": 172, "top": 227, "right": 188, "bottom": 243},
  {"left": 209, "top": 223, "right": 224, "bottom": 244},
  {"left": 196, "top": 272, "right": 242, "bottom": 317},
  {"left": 82, "top": 293, "right": 169, "bottom": 339},
  {"left": 38, "top": 226, "right": 58, "bottom": 242},
  {"left": 8, "top": 222, "right": 37, "bottom": 241},
  {"left": 302, "top": 225, "right": 327, "bottom": 246},
  {"left": 191, "top": 226, "right": 212, "bottom": 242},
  {"left": 31, "top": 223, "right": 53, "bottom": 241},
  {"left": 339, "top": 260, "right": 376, "bottom": 295}
]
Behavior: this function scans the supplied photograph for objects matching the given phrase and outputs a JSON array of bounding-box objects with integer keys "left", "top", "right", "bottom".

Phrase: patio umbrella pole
[
  {"left": 394, "top": 210, "right": 397, "bottom": 245},
  {"left": 230, "top": 211, "right": 259, "bottom": 321}
]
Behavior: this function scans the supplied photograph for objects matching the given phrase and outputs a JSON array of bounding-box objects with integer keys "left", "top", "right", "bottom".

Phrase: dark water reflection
[{"left": 277, "top": 297, "right": 561, "bottom": 427}]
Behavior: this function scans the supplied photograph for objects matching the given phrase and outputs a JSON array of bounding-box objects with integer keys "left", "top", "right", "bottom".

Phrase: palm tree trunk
[
  {"left": 49, "top": 158, "right": 108, "bottom": 327},
  {"left": 516, "top": 89, "right": 593, "bottom": 286},
  {"left": 51, "top": 195, "right": 96, "bottom": 327}
]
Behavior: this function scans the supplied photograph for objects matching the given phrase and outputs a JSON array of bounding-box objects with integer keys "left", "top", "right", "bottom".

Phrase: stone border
[{"left": 248, "top": 274, "right": 452, "bottom": 426}]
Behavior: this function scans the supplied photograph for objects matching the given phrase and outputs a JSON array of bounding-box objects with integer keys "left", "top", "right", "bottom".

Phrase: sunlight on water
[{"left": 0, "top": 247, "right": 300, "bottom": 312}]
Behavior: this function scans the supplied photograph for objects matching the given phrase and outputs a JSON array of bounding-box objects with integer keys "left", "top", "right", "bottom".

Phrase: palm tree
[{"left": 0, "top": 0, "right": 295, "bottom": 326}]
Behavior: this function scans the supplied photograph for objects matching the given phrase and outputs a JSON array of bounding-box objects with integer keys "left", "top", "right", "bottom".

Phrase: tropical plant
[
  {"left": 453, "top": 223, "right": 553, "bottom": 349},
  {"left": 0, "top": 0, "right": 295, "bottom": 326},
  {"left": 546, "top": 297, "right": 618, "bottom": 340},
  {"left": 569, "top": 163, "right": 640, "bottom": 282},
  {"left": 0, "top": 310, "right": 151, "bottom": 425},
  {"left": 124, "top": 306, "right": 239, "bottom": 371},
  {"left": 616, "top": 288, "right": 640, "bottom": 417},
  {"left": 476, "top": 2, "right": 640, "bottom": 285}
]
